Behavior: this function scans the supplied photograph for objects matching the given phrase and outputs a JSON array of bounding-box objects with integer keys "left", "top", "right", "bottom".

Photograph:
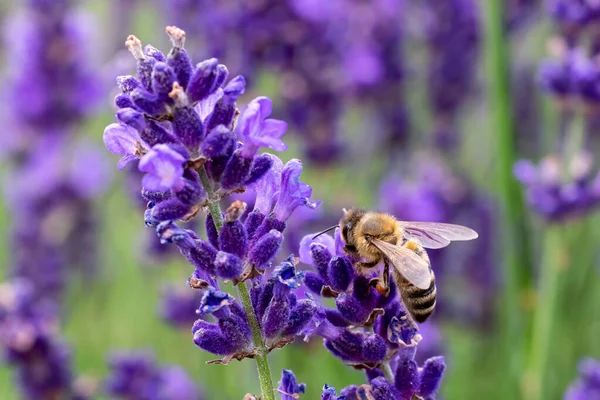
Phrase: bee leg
[{"left": 369, "top": 261, "right": 390, "bottom": 297}]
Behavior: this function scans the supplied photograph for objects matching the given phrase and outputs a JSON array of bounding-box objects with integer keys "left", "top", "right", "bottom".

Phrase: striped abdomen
[
  {"left": 398, "top": 272, "right": 436, "bottom": 323},
  {"left": 394, "top": 239, "right": 436, "bottom": 323}
]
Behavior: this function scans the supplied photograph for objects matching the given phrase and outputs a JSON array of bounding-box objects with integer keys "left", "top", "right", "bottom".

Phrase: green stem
[
  {"left": 483, "top": 2, "right": 531, "bottom": 397},
  {"left": 237, "top": 281, "right": 276, "bottom": 400},
  {"left": 197, "top": 166, "right": 275, "bottom": 400},
  {"left": 525, "top": 227, "right": 563, "bottom": 400},
  {"left": 198, "top": 166, "right": 224, "bottom": 230},
  {"left": 381, "top": 361, "right": 394, "bottom": 383}
]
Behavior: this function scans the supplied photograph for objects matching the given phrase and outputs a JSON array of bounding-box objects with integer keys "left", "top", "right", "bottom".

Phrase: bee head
[{"left": 339, "top": 208, "right": 365, "bottom": 245}]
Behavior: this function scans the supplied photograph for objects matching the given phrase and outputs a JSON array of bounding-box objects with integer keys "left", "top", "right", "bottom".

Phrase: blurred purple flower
[
  {"left": 1, "top": 0, "right": 108, "bottom": 302},
  {"left": 159, "top": 285, "right": 202, "bottom": 329},
  {"left": 0, "top": 280, "right": 80, "bottom": 399},
  {"left": 424, "top": 0, "right": 481, "bottom": 151},
  {"left": 564, "top": 358, "right": 600, "bottom": 400},
  {"left": 514, "top": 153, "right": 600, "bottom": 221},
  {"left": 104, "top": 350, "right": 202, "bottom": 400}
]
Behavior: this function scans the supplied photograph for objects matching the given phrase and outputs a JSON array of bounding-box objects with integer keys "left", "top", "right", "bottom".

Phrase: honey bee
[{"left": 314, "top": 208, "right": 478, "bottom": 323}]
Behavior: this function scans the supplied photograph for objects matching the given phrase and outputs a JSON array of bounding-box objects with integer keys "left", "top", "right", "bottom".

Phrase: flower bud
[
  {"left": 247, "top": 230, "right": 282, "bottom": 268},
  {"left": 214, "top": 251, "right": 243, "bottom": 280}
]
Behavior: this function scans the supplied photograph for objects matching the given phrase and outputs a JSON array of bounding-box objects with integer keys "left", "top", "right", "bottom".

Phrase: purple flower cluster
[
  {"left": 514, "top": 153, "right": 600, "bottom": 222},
  {"left": 160, "top": 0, "right": 412, "bottom": 164},
  {"left": 564, "top": 358, "right": 600, "bottom": 400},
  {"left": 1, "top": 0, "right": 108, "bottom": 299},
  {"left": 0, "top": 280, "right": 80, "bottom": 399},
  {"left": 298, "top": 231, "right": 446, "bottom": 399},
  {"left": 158, "top": 199, "right": 318, "bottom": 360},
  {"left": 316, "top": 320, "right": 444, "bottom": 400},
  {"left": 2, "top": 0, "right": 101, "bottom": 137},
  {"left": 5, "top": 137, "right": 108, "bottom": 300},
  {"left": 549, "top": 0, "right": 600, "bottom": 44},
  {"left": 104, "top": 27, "right": 290, "bottom": 225},
  {"left": 538, "top": 45, "right": 600, "bottom": 104},
  {"left": 423, "top": 0, "right": 481, "bottom": 151},
  {"left": 104, "top": 350, "right": 201, "bottom": 400},
  {"left": 292, "top": 0, "right": 411, "bottom": 150},
  {"left": 516, "top": 3, "right": 600, "bottom": 221},
  {"left": 159, "top": 284, "right": 203, "bottom": 329},
  {"left": 506, "top": 0, "right": 540, "bottom": 31},
  {"left": 1, "top": 1, "right": 107, "bottom": 396},
  {"left": 103, "top": 28, "right": 320, "bottom": 395}
]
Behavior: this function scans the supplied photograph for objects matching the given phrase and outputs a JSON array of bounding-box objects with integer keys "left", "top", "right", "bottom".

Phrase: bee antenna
[{"left": 312, "top": 225, "right": 337, "bottom": 240}]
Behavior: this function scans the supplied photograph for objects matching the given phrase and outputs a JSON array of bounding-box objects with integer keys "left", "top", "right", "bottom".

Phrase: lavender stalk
[
  {"left": 103, "top": 27, "right": 319, "bottom": 400},
  {"left": 198, "top": 172, "right": 276, "bottom": 400}
]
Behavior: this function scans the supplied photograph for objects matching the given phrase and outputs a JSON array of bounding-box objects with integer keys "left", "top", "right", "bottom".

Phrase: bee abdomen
[{"left": 400, "top": 272, "right": 436, "bottom": 323}]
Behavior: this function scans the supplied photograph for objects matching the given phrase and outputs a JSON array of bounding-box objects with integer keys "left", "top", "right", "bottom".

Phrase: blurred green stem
[
  {"left": 198, "top": 166, "right": 276, "bottom": 400},
  {"left": 483, "top": 1, "right": 531, "bottom": 397},
  {"left": 526, "top": 226, "right": 563, "bottom": 400}
]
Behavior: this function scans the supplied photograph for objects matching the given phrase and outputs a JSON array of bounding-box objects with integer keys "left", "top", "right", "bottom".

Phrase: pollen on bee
[{"left": 404, "top": 240, "right": 420, "bottom": 251}]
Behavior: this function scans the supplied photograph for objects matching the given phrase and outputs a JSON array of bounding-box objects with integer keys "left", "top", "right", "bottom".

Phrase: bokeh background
[{"left": 1, "top": 0, "right": 600, "bottom": 399}]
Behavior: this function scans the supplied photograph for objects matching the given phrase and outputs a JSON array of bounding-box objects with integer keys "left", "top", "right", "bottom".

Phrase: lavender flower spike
[
  {"left": 104, "top": 350, "right": 202, "bottom": 399},
  {"left": 102, "top": 26, "right": 322, "bottom": 400}
]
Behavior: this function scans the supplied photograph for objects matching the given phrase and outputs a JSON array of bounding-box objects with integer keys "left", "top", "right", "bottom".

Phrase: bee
[{"left": 314, "top": 208, "right": 478, "bottom": 323}]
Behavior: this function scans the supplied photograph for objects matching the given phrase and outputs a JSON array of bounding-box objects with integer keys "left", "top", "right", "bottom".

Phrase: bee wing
[
  {"left": 399, "top": 221, "right": 479, "bottom": 249},
  {"left": 371, "top": 238, "right": 431, "bottom": 290}
]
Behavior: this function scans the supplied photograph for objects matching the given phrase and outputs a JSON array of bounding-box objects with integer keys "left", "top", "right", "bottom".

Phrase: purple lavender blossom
[
  {"left": 5, "top": 138, "right": 109, "bottom": 299},
  {"left": 316, "top": 314, "right": 446, "bottom": 400},
  {"left": 103, "top": 120, "right": 148, "bottom": 169},
  {"left": 514, "top": 153, "right": 600, "bottom": 222},
  {"left": 424, "top": 0, "right": 481, "bottom": 151},
  {"left": 139, "top": 144, "right": 187, "bottom": 191},
  {"left": 299, "top": 227, "right": 447, "bottom": 397},
  {"left": 319, "top": 0, "right": 410, "bottom": 148},
  {"left": 104, "top": 30, "right": 325, "bottom": 387},
  {"left": 158, "top": 1, "right": 346, "bottom": 164},
  {"left": 0, "top": 280, "right": 79, "bottom": 399},
  {"left": 1, "top": 0, "right": 108, "bottom": 302},
  {"left": 564, "top": 358, "right": 600, "bottom": 400},
  {"left": 105, "top": 29, "right": 293, "bottom": 227},
  {"left": 278, "top": 369, "right": 306, "bottom": 400},
  {"left": 548, "top": 0, "right": 600, "bottom": 44},
  {"left": 506, "top": 0, "right": 540, "bottom": 31},
  {"left": 159, "top": 284, "right": 203, "bottom": 329},
  {"left": 104, "top": 350, "right": 202, "bottom": 400},
  {"left": 237, "top": 97, "right": 288, "bottom": 158},
  {"left": 3, "top": 1, "right": 101, "bottom": 136}
]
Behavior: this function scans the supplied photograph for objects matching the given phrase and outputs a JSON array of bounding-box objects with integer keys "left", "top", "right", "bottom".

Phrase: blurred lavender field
[{"left": 1, "top": 0, "right": 600, "bottom": 399}]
